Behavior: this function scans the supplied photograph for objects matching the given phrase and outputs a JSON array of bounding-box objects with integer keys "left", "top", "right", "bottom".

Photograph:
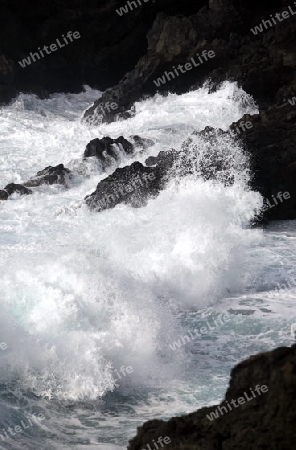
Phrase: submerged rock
[
  {"left": 130, "top": 135, "right": 155, "bottom": 151},
  {"left": 1, "top": 164, "right": 71, "bottom": 202},
  {"left": 128, "top": 344, "right": 296, "bottom": 450},
  {"left": 4, "top": 183, "right": 32, "bottom": 196}
]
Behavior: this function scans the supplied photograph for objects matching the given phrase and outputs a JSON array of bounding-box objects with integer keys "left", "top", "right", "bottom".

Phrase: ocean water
[{"left": 0, "top": 82, "right": 295, "bottom": 450}]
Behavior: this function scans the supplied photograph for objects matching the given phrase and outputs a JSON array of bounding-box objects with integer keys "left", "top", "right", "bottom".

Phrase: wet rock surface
[
  {"left": 81, "top": 1, "right": 296, "bottom": 219},
  {"left": 24, "top": 164, "right": 71, "bottom": 188},
  {"left": 85, "top": 161, "right": 168, "bottom": 212},
  {"left": 3, "top": 183, "right": 32, "bottom": 197},
  {"left": 128, "top": 344, "right": 296, "bottom": 450},
  {"left": 1, "top": 164, "right": 71, "bottom": 200},
  {"left": 84, "top": 136, "right": 134, "bottom": 170},
  {"left": 85, "top": 128, "right": 240, "bottom": 212}
]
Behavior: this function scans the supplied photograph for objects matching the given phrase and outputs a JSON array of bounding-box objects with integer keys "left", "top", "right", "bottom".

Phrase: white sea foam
[{"left": 0, "top": 82, "right": 293, "bottom": 412}]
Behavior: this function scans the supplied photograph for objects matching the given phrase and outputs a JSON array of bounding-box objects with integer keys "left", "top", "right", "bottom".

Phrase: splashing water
[{"left": 0, "top": 82, "right": 295, "bottom": 449}]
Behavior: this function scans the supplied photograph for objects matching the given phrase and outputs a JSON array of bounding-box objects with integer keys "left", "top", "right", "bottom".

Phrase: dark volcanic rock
[
  {"left": 0, "top": 190, "right": 9, "bottom": 200},
  {"left": 4, "top": 183, "right": 32, "bottom": 196},
  {"left": 85, "top": 161, "right": 167, "bottom": 211},
  {"left": 85, "top": 128, "right": 241, "bottom": 212},
  {"left": 231, "top": 103, "right": 296, "bottom": 220},
  {"left": 0, "top": 0, "right": 200, "bottom": 105},
  {"left": 83, "top": 0, "right": 296, "bottom": 170},
  {"left": 1, "top": 164, "right": 71, "bottom": 202},
  {"left": 128, "top": 344, "right": 296, "bottom": 450},
  {"left": 84, "top": 136, "right": 133, "bottom": 158},
  {"left": 84, "top": 136, "right": 134, "bottom": 171},
  {"left": 24, "top": 164, "right": 71, "bottom": 187},
  {"left": 145, "top": 150, "right": 177, "bottom": 169}
]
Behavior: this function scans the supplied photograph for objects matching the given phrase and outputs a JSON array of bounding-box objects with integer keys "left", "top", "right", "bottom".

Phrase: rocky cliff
[
  {"left": 1, "top": 0, "right": 296, "bottom": 219},
  {"left": 128, "top": 344, "right": 296, "bottom": 450},
  {"left": 82, "top": 0, "right": 296, "bottom": 219},
  {"left": 0, "top": 0, "right": 200, "bottom": 104}
]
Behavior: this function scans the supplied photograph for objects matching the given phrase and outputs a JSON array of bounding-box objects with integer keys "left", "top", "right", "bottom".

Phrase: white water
[{"left": 0, "top": 82, "right": 295, "bottom": 449}]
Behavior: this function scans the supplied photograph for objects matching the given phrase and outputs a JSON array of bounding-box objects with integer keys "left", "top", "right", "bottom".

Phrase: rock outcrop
[
  {"left": 0, "top": 164, "right": 71, "bottom": 200},
  {"left": 24, "top": 164, "right": 71, "bottom": 188},
  {"left": 84, "top": 136, "right": 134, "bottom": 171},
  {"left": 231, "top": 103, "right": 296, "bottom": 220},
  {"left": 85, "top": 128, "right": 244, "bottom": 212},
  {"left": 83, "top": 0, "right": 296, "bottom": 219},
  {"left": 3, "top": 183, "right": 32, "bottom": 197},
  {"left": 2, "top": 0, "right": 296, "bottom": 219},
  {"left": 0, "top": 0, "right": 200, "bottom": 105},
  {"left": 85, "top": 161, "right": 168, "bottom": 211},
  {"left": 128, "top": 344, "right": 296, "bottom": 450},
  {"left": 84, "top": 0, "right": 295, "bottom": 124}
]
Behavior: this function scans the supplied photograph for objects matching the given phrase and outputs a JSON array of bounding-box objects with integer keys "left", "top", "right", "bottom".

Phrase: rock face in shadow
[
  {"left": 84, "top": 0, "right": 296, "bottom": 124},
  {"left": 231, "top": 102, "right": 296, "bottom": 220},
  {"left": 128, "top": 344, "right": 296, "bottom": 450},
  {"left": 0, "top": 0, "right": 201, "bottom": 104},
  {"left": 81, "top": 0, "right": 296, "bottom": 221}
]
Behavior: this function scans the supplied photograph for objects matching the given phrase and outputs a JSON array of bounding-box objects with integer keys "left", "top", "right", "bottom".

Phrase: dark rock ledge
[
  {"left": 0, "top": 164, "right": 71, "bottom": 200},
  {"left": 128, "top": 344, "right": 296, "bottom": 450}
]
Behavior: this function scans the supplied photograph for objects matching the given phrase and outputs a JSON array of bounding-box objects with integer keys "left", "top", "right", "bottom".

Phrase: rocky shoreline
[
  {"left": 1, "top": 1, "right": 296, "bottom": 448},
  {"left": 1, "top": 0, "right": 296, "bottom": 219}
]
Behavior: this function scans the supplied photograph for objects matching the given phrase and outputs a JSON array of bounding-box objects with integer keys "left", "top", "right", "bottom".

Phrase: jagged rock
[
  {"left": 83, "top": 13, "right": 205, "bottom": 124},
  {"left": 0, "top": 164, "right": 71, "bottom": 202},
  {"left": 82, "top": 2, "right": 252, "bottom": 125},
  {"left": 85, "top": 127, "right": 241, "bottom": 212},
  {"left": 128, "top": 345, "right": 296, "bottom": 450},
  {"left": 85, "top": 161, "right": 167, "bottom": 211},
  {"left": 83, "top": 0, "right": 296, "bottom": 147},
  {"left": 0, "top": 190, "right": 8, "bottom": 200},
  {"left": 4, "top": 183, "right": 32, "bottom": 196},
  {"left": 24, "top": 164, "right": 71, "bottom": 187},
  {"left": 83, "top": 136, "right": 134, "bottom": 171}
]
